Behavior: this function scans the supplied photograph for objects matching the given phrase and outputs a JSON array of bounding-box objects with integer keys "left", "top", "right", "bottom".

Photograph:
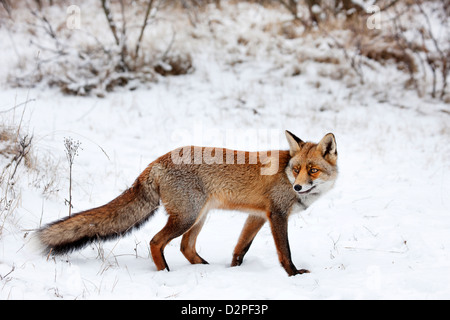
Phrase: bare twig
[
  {"left": 161, "top": 28, "right": 176, "bottom": 61},
  {"left": 100, "top": 0, "right": 120, "bottom": 46},
  {"left": 0, "top": 0, "right": 11, "bottom": 17},
  {"left": 10, "top": 135, "right": 33, "bottom": 180},
  {"left": 135, "top": 0, "right": 155, "bottom": 59},
  {"left": 101, "top": 0, "right": 129, "bottom": 71},
  {"left": 0, "top": 265, "right": 15, "bottom": 281},
  {"left": 318, "top": 25, "right": 365, "bottom": 83},
  {"left": 29, "top": 9, "right": 64, "bottom": 54},
  {"left": 118, "top": 0, "right": 129, "bottom": 71},
  {"left": 416, "top": 0, "right": 449, "bottom": 100},
  {"left": 0, "top": 99, "right": 36, "bottom": 114},
  {"left": 378, "top": 0, "right": 401, "bottom": 12},
  {"left": 278, "top": 0, "right": 297, "bottom": 18},
  {"left": 391, "top": 4, "right": 420, "bottom": 95}
]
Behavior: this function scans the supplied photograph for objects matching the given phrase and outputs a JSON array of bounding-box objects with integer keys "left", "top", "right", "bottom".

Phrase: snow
[{"left": 1, "top": 2, "right": 449, "bottom": 300}]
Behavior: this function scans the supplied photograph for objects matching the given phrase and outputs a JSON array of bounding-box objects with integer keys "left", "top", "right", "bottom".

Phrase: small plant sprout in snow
[{"left": 63, "top": 137, "right": 82, "bottom": 217}]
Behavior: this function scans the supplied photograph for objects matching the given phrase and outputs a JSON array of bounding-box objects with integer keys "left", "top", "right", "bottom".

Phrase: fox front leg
[
  {"left": 231, "top": 215, "right": 266, "bottom": 267},
  {"left": 268, "top": 212, "right": 309, "bottom": 276}
]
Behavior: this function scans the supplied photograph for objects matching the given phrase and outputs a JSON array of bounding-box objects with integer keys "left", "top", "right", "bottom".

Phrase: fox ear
[
  {"left": 285, "top": 130, "right": 304, "bottom": 156},
  {"left": 317, "top": 133, "right": 337, "bottom": 163}
]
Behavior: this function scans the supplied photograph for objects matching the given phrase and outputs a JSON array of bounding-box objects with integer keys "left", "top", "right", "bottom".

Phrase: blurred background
[{"left": 1, "top": 0, "right": 448, "bottom": 100}]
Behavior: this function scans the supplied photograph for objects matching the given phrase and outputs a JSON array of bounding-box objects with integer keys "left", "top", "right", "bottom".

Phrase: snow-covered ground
[{"left": 0, "top": 2, "right": 449, "bottom": 300}]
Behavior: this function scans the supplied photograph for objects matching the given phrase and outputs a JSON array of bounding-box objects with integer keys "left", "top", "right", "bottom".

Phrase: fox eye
[
  {"left": 293, "top": 168, "right": 299, "bottom": 174},
  {"left": 310, "top": 168, "right": 319, "bottom": 174}
]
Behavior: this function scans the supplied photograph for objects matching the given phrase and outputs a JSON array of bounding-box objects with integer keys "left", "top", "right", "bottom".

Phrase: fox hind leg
[
  {"left": 152, "top": 178, "right": 207, "bottom": 271},
  {"left": 180, "top": 214, "right": 209, "bottom": 265},
  {"left": 150, "top": 213, "right": 198, "bottom": 271}
]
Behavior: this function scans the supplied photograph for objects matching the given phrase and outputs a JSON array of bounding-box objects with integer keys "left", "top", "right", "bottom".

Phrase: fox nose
[{"left": 293, "top": 184, "right": 302, "bottom": 192}]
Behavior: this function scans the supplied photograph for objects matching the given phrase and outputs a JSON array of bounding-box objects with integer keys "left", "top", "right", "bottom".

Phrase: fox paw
[{"left": 297, "top": 269, "right": 310, "bottom": 274}]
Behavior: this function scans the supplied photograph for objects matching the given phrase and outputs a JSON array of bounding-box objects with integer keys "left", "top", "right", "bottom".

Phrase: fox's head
[{"left": 285, "top": 131, "right": 338, "bottom": 198}]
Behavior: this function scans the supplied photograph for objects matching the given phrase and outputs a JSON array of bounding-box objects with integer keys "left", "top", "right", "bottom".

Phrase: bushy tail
[{"left": 35, "top": 171, "right": 160, "bottom": 255}]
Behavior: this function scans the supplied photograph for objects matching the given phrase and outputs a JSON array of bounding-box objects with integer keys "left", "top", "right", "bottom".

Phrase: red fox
[{"left": 35, "top": 131, "right": 338, "bottom": 276}]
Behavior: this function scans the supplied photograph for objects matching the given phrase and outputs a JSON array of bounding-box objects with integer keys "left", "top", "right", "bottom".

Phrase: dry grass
[
  {"left": 0, "top": 125, "right": 30, "bottom": 235},
  {"left": 0, "top": 119, "right": 61, "bottom": 236},
  {"left": 0, "top": 127, "right": 33, "bottom": 171}
]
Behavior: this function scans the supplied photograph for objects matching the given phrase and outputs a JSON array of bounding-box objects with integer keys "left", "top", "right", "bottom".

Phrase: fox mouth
[{"left": 297, "top": 186, "right": 316, "bottom": 195}]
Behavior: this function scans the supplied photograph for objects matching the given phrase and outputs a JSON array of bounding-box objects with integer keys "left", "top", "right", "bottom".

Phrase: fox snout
[{"left": 293, "top": 183, "right": 316, "bottom": 194}]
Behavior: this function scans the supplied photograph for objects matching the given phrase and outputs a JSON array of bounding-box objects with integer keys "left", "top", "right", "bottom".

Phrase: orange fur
[{"left": 36, "top": 132, "right": 338, "bottom": 276}]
